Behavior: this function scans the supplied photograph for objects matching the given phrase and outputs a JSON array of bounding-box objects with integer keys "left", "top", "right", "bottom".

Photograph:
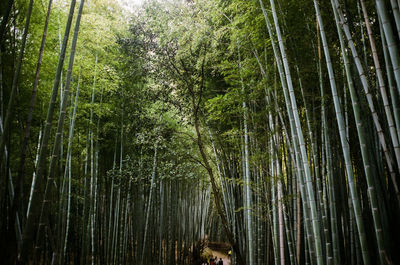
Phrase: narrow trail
[
  {"left": 207, "top": 242, "right": 231, "bottom": 265},
  {"left": 210, "top": 250, "right": 231, "bottom": 265}
]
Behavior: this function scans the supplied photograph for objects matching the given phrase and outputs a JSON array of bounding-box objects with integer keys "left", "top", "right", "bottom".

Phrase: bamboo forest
[{"left": 3, "top": 0, "right": 400, "bottom": 264}]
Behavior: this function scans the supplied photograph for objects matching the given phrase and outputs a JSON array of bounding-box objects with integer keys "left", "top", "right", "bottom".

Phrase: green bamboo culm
[
  {"left": 375, "top": 0, "right": 400, "bottom": 95},
  {"left": 314, "top": 1, "right": 371, "bottom": 265},
  {"left": 359, "top": 0, "right": 400, "bottom": 207},
  {"left": 332, "top": 1, "right": 389, "bottom": 264},
  {"left": 36, "top": 0, "right": 85, "bottom": 261},
  {"left": 18, "top": 0, "right": 77, "bottom": 263},
  {"left": 237, "top": 40, "right": 254, "bottom": 265},
  {"left": 0, "top": 0, "right": 34, "bottom": 165},
  {"left": 47, "top": 0, "right": 85, "bottom": 200},
  {"left": 60, "top": 72, "right": 80, "bottom": 265},
  {"left": 258, "top": 1, "right": 316, "bottom": 261},
  {"left": 140, "top": 143, "right": 158, "bottom": 265},
  {"left": 269, "top": 1, "right": 324, "bottom": 265}
]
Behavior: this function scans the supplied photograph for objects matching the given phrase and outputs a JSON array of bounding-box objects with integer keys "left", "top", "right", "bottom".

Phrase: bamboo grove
[{"left": 1, "top": 0, "right": 400, "bottom": 264}]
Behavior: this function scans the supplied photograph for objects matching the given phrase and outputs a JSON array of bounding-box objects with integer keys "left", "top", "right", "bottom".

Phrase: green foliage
[{"left": 2, "top": 0, "right": 399, "bottom": 263}]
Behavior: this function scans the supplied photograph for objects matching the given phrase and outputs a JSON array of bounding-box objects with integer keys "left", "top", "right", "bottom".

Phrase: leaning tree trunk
[{"left": 192, "top": 93, "right": 245, "bottom": 265}]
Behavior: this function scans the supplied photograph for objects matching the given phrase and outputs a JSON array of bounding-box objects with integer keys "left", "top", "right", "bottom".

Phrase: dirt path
[{"left": 210, "top": 250, "right": 231, "bottom": 265}]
